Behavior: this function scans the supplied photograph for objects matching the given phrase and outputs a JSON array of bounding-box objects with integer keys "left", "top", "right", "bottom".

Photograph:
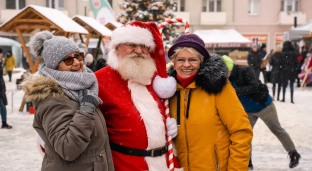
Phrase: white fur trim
[
  {"left": 153, "top": 76, "right": 177, "bottom": 99},
  {"left": 128, "top": 81, "right": 169, "bottom": 171},
  {"left": 107, "top": 49, "right": 119, "bottom": 69},
  {"left": 174, "top": 168, "right": 184, "bottom": 171},
  {"left": 109, "top": 25, "right": 155, "bottom": 51}
]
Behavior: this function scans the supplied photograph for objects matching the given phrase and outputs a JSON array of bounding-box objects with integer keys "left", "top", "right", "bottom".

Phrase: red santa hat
[{"left": 108, "top": 21, "right": 176, "bottom": 99}]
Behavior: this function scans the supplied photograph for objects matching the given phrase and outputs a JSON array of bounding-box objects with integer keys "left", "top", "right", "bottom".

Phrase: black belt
[{"left": 110, "top": 141, "right": 168, "bottom": 157}]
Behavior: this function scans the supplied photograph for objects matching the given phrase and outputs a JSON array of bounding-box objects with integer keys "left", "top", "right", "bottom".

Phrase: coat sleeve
[
  {"left": 216, "top": 82, "right": 253, "bottom": 171},
  {"left": 247, "top": 53, "right": 252, "bottom": 66},
  {"left": 234, "top": 67, "right": 259, "bottom": 95},
  {"left": 35, "top": 97, "right": 95, "bottom": 161}
]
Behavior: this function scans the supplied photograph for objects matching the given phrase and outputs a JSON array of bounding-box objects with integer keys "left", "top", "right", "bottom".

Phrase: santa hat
[{"left": 108, "top": 21, "right": 176, "bottom": 99}]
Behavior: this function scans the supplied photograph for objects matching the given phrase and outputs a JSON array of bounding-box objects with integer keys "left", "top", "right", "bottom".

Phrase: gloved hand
[
  {"left": 79, "top": 89, "right": 102, "bottom": 114},
  {"left": 167, "top": 118, "right": 178, "bottom": 138}
]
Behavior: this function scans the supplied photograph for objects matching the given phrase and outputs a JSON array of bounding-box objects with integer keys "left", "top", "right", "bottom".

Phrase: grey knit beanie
[{"left": 29, "top": 31, "right": 80, "bottom": 69}]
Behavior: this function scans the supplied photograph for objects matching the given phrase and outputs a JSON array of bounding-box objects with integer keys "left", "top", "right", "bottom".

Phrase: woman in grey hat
[
  {"left": 167, "top": 34, "right": 253, "bottom": 171},
  {"left": 22, "top": 31, "right": 114, "bottom": 171}
]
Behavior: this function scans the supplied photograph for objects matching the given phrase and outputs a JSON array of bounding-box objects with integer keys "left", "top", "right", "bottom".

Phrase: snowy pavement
[{"left": 0, "top": 70, "right": 311, "bottom": 171}]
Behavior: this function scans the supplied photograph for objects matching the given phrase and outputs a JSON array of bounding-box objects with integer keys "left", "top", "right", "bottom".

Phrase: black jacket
[
  {"left": 247, "top": 51, "right": 262, "bottom": 71},
  {"left": 0, "top": 61, "right": 7, "bottom": 105},
  {"left": 269, "top": 51, "right": 282, "bottom": 84},
  {"left": 280, "top": 50, "right": 299, "bottom": 82},
  {"left": 94, "top": 58, "right": 107, "bottom": 72},
  {"left": 229, "top": 64, "right": 269, "bottom": 105}
]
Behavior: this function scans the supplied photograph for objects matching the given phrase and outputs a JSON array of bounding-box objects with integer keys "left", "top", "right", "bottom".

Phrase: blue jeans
[
  {"left": 0, "top": 99, "right": 7, "bottom": 122},
  {"left": 282, "top": 80, "right": 294, "bottom": 101}
]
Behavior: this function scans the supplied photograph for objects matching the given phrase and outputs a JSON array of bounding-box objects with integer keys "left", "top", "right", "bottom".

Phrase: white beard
[{"left": 116, "top": 53, "right": 156, "bottom": 85}]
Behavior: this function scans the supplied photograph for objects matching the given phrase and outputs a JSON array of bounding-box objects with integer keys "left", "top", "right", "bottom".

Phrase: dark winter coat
[
  {"left": 247, "top": 51, "right": 262, "bottom": 72},
  {"left": 0, "top": 61, "right": 7, "bottom": 105},
  {"left": 280, "top": 50, "right": 299, "bottom": 82},
  {"left": 269, "top": 51, "right": 283, "bottom": 84},
  {"left": 87, "top": 61, "right": 96, "bottom": 72},
  {"left": 169, "top": 54, "right": 252, "bottom": 171},
  {"left": 230, "top": 64, "right": 269, "bottom": 105},
  {"left": 95, "top": 58, "right": 107, "bottom": 72},
  {"left": 22, "top": 75, "right": 114, "bottom": 171}
]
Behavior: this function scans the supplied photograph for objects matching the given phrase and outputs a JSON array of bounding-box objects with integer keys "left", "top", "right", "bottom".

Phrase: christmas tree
[{"left": 117, "top": 0, "right": 180, "bottom": 45}]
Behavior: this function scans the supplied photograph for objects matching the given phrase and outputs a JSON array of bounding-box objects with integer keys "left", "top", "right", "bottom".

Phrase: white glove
[{"left": 167, "top": 118, "right": 178, "bottom": 138}]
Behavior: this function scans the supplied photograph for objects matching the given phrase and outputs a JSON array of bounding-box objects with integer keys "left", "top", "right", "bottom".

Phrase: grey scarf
[{"left": 39, "top": 64, "right": 98, "bottom": 102}]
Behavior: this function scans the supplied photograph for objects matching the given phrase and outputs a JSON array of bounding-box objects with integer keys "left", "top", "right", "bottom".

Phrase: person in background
[
  {"left": 0, "top": 48, "right": 12, "bottom": 129},
  {"left": 168, "top": 34, "right": 253, "bottom": 171},
  {"left": 248, "top": 44, "right": 262, "bottom": 80},
  {"left": 280, "top": 41, "right": 299, "bottom": 103},
  {"left": 270, "top": 45, "right": 283, "bottom": 101},
  {"left": 21, "top": 31, "right": 114, "bottom": 171},
  {"left": 4, "top": 51, "right": 16, "bottom": 82},
  {"left": 222, "top": 55, "right": 301, "bottom": 170},
  {"left": 85, "top": 53, "right": 96, "bottom": 72},
  {"left": 259, "top": 44, "right": 268, "bottom": 84},
  {"left": 94, "top": 57, "right": 107, "bottom": 72}
]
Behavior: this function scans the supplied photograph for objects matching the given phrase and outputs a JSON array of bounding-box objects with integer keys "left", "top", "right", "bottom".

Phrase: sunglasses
[{"left": 62, "top": 52, "right": 84, "bottom": 66}]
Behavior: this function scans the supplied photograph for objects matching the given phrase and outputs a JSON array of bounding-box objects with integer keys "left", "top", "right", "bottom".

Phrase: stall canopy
[
  {"left": 72, "top": 15, "right": 112, "bottom": 46},
  {"left": 284, "top": 19, "right": 312, "bottom": 40},
  {"left": 193, "top": 29, "right": 252, "bottom": 48}
]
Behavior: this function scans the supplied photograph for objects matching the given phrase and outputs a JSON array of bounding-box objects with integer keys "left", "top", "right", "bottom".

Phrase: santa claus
[{"left": 95, "top": 21, "right": 181, "bottom": 171}]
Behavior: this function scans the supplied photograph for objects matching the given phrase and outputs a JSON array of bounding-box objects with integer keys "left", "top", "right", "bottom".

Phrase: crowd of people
[{"left": 0, "top": 20, "right": 307, "bottom": 171}]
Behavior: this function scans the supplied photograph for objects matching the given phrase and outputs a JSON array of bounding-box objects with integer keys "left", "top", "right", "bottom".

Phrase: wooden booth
[{"left": 0, "top": 5, "right": 88, "bottom": 74}]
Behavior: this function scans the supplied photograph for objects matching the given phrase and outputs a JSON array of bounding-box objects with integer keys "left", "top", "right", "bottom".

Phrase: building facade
[{"left": 1, "top": 0, "right": 312, "bottom": 50}]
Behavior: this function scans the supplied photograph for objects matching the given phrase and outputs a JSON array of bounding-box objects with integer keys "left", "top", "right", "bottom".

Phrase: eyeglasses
[
  {"left": 62, "top": 52, "right": 84, "bottom": 66},
  {"left": 175, "top": 57, "right": 200, "bottom": 64},
  {"left": 123, "top": 43, "right": 150, "bottom": 51}
]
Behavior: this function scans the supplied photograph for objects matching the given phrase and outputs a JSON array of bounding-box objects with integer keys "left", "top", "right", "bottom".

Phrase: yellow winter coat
[
  {"left": 5, "top": 56, "right": 16, "bottom": 71},
  {"left": 169, "top": 54, "right": 253, "bottom": 171}
]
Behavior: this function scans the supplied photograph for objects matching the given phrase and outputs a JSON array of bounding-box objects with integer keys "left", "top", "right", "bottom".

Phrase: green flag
[{"left": 89, "top": 0, "right": 116, "bottom": 25}]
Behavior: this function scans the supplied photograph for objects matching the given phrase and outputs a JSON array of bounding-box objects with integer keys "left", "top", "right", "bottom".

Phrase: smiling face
[
  {"left": 57, "top": 52, "right": 84, "bottom": 72},
  {"left": 172, "top": 48, "right": 202, "bottom": 78}
]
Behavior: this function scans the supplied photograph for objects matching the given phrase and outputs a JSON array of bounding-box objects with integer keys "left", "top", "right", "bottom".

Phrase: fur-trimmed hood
[
  {"left": 168, "top": 53, "right": 228, "bottom": 94},
  {"left": 21, "top": 75, "right": 64, "bottom": 107}
]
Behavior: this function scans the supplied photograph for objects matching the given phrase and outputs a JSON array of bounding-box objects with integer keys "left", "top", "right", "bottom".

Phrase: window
[
  {"left": 46, "top": 0, "right": 65, "bottom": 9},
  {"left": 174, "top": 0, "right": 185, "bottom": 12},
  {"left": 6, "top": 0, "right": 26, "bottom": 9},
  {"left": 281, "top": 0, "right": 299, "bottom": 12},
  {"left": 248, "top": 0, "right": 260, "bottom": 15},
  {"left": 202, "top": 0, "right": 221, "bottom": 12}
]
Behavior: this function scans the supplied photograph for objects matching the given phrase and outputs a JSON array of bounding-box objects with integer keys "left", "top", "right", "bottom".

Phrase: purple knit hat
[{"left": 168, "top": 34, "right": 209, "bottom": 60}]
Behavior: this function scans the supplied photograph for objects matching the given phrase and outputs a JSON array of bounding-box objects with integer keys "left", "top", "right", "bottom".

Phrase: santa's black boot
[
  {"left": 289, "top": 150, "right": 301, "bottom": 168},
  {"left": 248, "top": 158, "right": 253, "bottom": 170}
]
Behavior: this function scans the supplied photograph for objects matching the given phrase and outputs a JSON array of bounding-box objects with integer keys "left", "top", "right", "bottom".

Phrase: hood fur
[
  {"left": 168, "top": 53, "right": 228, "bottom": 94},
  {"left": 21, "top": 75, "right": 64, "bottom": 103}
]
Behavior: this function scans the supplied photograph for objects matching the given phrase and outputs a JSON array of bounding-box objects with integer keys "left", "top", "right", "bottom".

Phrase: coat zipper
[
  {"left": 214, "top": 145, "right": 220, "bottom": 171},
  {"left": 184, "top": 89, "right": 191, "bottom": 171}
]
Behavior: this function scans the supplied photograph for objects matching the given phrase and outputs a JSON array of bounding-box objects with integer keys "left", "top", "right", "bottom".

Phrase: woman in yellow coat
[
  {"left": 4, "top": 51, "right": 16, "bottom": 82},
  {"left": 168, "top": 34, "right": 253, "bottom": 171}
]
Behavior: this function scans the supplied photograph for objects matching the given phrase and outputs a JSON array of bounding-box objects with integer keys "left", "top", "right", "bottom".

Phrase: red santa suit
[{"left": 95, "top": 22, "right": 180, "bottom": 171}]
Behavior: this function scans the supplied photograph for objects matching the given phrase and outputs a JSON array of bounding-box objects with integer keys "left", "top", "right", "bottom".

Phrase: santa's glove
[
  {"left": 167, "top": 118, "right": 178, "bottom": 138},
  {"left": 79, "top": 89, "right": 102, "bottom": 114}
]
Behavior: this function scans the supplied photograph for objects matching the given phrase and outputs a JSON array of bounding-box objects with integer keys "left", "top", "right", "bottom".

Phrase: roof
[
  {"left": 72, "top": 15, "right": 112, "bottom": 37},
  {"left": 0, "top": 5, "right": 88, "bottom": 35},
  {"left": 194, "top": 29, "right": 252, "bottom": 48},
  {"left": 284, "top": 19, "right": 312, "bottom": 40}
]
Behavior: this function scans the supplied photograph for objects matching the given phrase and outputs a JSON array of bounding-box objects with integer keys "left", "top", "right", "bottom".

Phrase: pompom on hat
[
  {"left": 108, "top": 21, "right": 176, "bottom": 99},
  {"left": 28, "top": 31, "right": 80, "bottom": 69}
]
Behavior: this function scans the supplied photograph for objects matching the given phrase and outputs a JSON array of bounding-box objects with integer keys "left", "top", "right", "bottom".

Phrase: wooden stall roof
[
  {"left": 0, "top": 5, "right": 88, "bottom": 36},
  {"left": 72, "top": 15, "right": 112, "bottom": 38},
  {"left": 105, "top": 22, "right": 123, "bottom": 31}
]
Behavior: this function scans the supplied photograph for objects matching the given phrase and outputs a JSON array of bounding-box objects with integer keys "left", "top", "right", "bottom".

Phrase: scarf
[
  {"left": 176, "top": 72, "right": 197, "bottom": 88},
  {"left": 39, "top": 64, "right": 98, "bottom": 102}
]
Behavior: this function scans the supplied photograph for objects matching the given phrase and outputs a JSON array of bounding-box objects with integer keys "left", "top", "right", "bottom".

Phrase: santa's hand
[{"left": 167, "top": 118, "right": 178, "bottom": 138}]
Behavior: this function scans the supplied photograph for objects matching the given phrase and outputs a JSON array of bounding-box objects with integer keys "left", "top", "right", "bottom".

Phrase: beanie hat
[
  {"left": 221, "top": 55, "right": 234, "bottom": 72},
  {"left": 85, "top": 53, "right": 94, "bottom": 63},
  {"left": 29, "top": 31, "right": 80, "bottom": 69},
  {"left": 107, "top": 21, "right": 176, "bottom": 99},
  {"left": 168, "top": 34, "right": 209, "bottom": 62}
]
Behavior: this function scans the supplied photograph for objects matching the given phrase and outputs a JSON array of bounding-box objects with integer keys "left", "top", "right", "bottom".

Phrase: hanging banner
[
  {"left": 89, "top": 0, "right": 116, "bottom": 25},
  {"left": 275, "top": 33, "right": 284, "bottom": 46}
]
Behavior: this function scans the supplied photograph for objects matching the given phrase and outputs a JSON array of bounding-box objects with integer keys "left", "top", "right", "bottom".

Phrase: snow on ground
[{"left": 0, "top": 69, "right": 311, "bottom": 171}]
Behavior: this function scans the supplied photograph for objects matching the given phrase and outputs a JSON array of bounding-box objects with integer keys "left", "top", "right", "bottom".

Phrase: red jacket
[{"left": 95, "top": 66, "right": 180, "bottom": 171}]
